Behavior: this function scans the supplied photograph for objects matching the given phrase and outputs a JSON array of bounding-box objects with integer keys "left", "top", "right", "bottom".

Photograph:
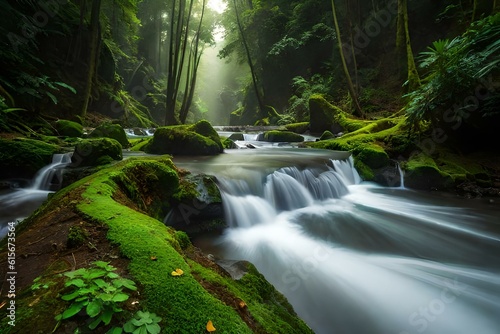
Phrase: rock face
[
  {"left": 145, "top": 120, "right": 223, "bottom": 155},
  {"left": 165, "top": 174, "right": 226, "bottom": 235},
  {"left": 0, "top": 138, "right": 61, "bottom": 179},
  {"left": 71, "top": 138, "right": 123, "bottom": 167},
  {"left": 55, "top": 120, "right": 83, "bottom": 137},
  {"left": 309, "top": 94, "right": 344, "bottom": 134},
  {"left": 89, "top": 122, "right": 130, "bottom": 148}
]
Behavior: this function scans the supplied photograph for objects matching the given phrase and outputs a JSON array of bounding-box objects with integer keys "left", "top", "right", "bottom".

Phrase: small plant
[
  {"left": 30, "top": 276, "right": 51, "bottom": 291},
  {"left": 55, "top": 261, "right": 137, "bottom": 331},
  {"left": 123, "top": 311, "right": 162, "bottom": 334}
]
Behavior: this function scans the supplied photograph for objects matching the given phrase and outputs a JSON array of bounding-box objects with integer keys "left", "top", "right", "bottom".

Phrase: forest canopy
[{"left": 0, "top": 0, "right": 498, "bottom": 137}]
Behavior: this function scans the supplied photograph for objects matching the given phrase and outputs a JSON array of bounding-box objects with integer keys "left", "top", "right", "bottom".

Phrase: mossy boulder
[
  {"left": 55, "top": 120, "right": 83, "bottom": 137},
  {"left": 319, "top": 130, "right": 335, "bottom": 141},
  {"left": 285, "top": 122, "right": 309, "bottom": 134},
  {"left": 228, "top": 132, "right": 244, "bottom": 141},
  {"left": 263, "top": 130, "right": 304, "bottom": 142},
  {"left": 145, "top": 120, "right": 223, "bottom": 155},
  {"left": 89, "top": 122, "right": 130, "bottom": 148},
  {"left": 309, "top": 94, "right": 366, "bottom": 134},
  {"left": 0, "top": 138, "right": 61, "bottom": 179},
  {"left": 71, "top": 138, "right": 123, "bottom": 167},
  {"left": 404, "top": 153, "right": 454, "bottom": 190},
  {"left": 166, "top": 174, "right": 226, "bottom": 235},
  {"left": 111, "top": 158, "right": 179, "bottom": 220}
]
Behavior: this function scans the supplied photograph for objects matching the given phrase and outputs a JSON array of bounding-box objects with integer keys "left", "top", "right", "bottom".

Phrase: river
[{"left": 174, "top": 148, "right": 500, "bottom": 334}]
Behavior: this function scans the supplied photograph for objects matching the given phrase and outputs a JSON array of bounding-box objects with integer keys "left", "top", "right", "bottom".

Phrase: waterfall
[
  {"left": 397, "top": 162, "right": 405, "bottom": 188},
  {"left": 217, "top": 157, "right": 359, "bottom": 228},
  {"left": 30, "top": 153, "right": 72, "bottom": 190},
  {"left": 213, "top": 155, "right": 500, "bottom": 334},
  {"left": 1, "top": 153, "right": 72, "bottom": 239}
]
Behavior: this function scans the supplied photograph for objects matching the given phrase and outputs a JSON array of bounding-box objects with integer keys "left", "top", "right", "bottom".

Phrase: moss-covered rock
[
  {"left": 111, "top": 158, "right": 179, "bottom": 220},
  {"left": 319, "top": 130, "right": 335, "bottom": 141},
  {"left": 404, "top": 153, "right": 454, "bottom": 190},
  {"left": 89, "top": 122, "right": 130, "bottom": 148},
  {"left": 309, "top": 94, "right": 366, "bottom": 134},
  {"left": 55, "top": 120, "right": 83, "bottom": 138},
  {"left": 145, "top": 120, "right": 223, "bottom": 156},
  {"left": 263, "top": 130, "right": 304, "bottom": 142},
  {"left": 285, "top": 122, "right": 309, "bottom": 134},
  {"left": 71, "top": 138, "right": 122, "bottom": 167},
  {"left": 0, "top": 138, "right": 62, "bottom": 179},
  {"left": 166, "top": 174, "right": 226, "bottom": 235},
  {"left": 221, "top": 137, "right": 236, "bottom": 149},
  {"left": 228, "top": 132, "right": 244, "bottom": 141}
]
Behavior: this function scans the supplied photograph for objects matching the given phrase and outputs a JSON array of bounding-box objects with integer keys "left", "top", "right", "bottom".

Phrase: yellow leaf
[
  {"left": 206, "top": 320, "right": 216, "bottom": 332},
  {"left": 171, "top": 268, "right": 184, "bottom": 276}
]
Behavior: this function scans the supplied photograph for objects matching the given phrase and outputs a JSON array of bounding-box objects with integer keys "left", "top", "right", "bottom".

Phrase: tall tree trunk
[
  {"left": 331, "top": 0, "right": 364, "bottom": 117},
  {"left": 233, "top": 0, "right": 265, "bottom": 116},
  {"left": 401, "top": 0, "right": 420, "bottom": 92},
  {"left": 165, "top": 0, "right": 179, "bottom": 125},
  {"left": 179, "top": 0, "right": 206, "bottom": 123},
  {"left": 155, "top": 10, "right": 162, "bottom": 73},
  {"left": 347, "top": 0, "right": 359, "bottom": 94},
  {"left": 494, "top": 0, "right": 498, "bottom": 13},
  {"left": 80, "top": 0, "right": 102, "bottom": 118}
]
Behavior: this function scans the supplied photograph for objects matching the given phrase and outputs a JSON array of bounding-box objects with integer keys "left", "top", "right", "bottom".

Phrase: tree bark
[
  {"left": 331, "top": 0, "right": 364, "bottom": 117},
  {"left": 80, "top": 0, "right": 102, "bottom": 118},
  {"left": 401, "top": 0, "right": 420, "bottom": 91}
]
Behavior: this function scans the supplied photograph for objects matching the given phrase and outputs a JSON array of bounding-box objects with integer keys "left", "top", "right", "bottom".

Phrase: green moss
[
  {"left": 111, "top": 159, "right": 179, "bottom": 220},
  {"left": 66, "top": 225, "right": 88, "bottom": 248},
  {"left": 129, "top": 138, "right": 151, "bottom": 151},
  {"left": 221, "top": 136, "right": 235, "bottom": 149},
  {"left": 263, "top": 130, "right": 304, "bottom": 142},
  {"left": 404, "top": 153, "right": 454, "bottom": 190},
  {"left": 189, "top": 120, "right": 224, "bottom": 152},
  {"left": 174, "top": 231, "right": 191, "bottom": 250},
  {"left": 0, "top": 138, "right": 61, "bottom": 179},
  {"left": 309, "top": 94, "right": 367, "bottom": 134},
  {"left": 285, "top": 122, "right": 309, "bottom": 134},
  {"left": 55, "top": 120, "right": 83, "bottom": 138},
  {"left": 72, "top": 138, "right": 123, "bottom": 167},
  {"left": 319, "top": 130, "right": 335, "bottom": 141},
  {"left": 145, "top": 122, "right": 222, "bottom": 156},
  {"left": 89, "top": 122, "right": 130, "bottom": 148},
  {"left": 188, "top": 260, "right": 313, "bottom": 334},
  {"left": 354, "top": 159, "right": 375, "bottom": 181}
]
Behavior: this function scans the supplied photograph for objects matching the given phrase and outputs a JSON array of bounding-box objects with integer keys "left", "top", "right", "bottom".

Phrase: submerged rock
[{"left": 263, "top": 130, "right": 304, "bottom": 142}]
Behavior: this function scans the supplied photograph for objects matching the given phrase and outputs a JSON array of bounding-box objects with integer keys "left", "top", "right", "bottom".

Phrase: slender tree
[
  {"left": 331, "top": 0, "right": 364, "bottom": 117},
  {"left": 397, "top": 0, "right": 420, "bottom": 92},
  {"left": 232, "top": 0, "right": 265, "bottom": 116},
  {"left": 81, "top": 0, "right": 102, "bottom": 117}
]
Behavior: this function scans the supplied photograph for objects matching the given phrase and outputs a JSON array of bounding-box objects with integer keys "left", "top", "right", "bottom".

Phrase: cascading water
[
  {"left": 212, "top": 156, "right": 500, "bottom": 334},
  {"left": 0, "top": 153, "right": 72, "bottom": 239}
]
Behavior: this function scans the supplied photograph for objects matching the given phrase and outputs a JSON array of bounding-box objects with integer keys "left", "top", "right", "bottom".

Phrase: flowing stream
[
  {"left": 174, "top": 148, "right": 500, "bottom": 334},
  {"left": 0, "top": 153, "right": 72, "bottom": 239}
]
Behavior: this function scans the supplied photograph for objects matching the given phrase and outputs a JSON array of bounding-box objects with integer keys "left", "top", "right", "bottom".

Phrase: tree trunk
[
  {"left": 233, "top": 0, "right": 265, "bottom": 116},
  {"left": 165, "top": 0, "right": 179, "bottom": 125},
  {"left": 472, "top": 0, "right": 478, "bottom": 21},
  {"left": 331, "top": 0, "right": 364, "bottom": 117},
  {"left": 80, "top": 0, "right": 102, "bottom": 118},
  {"left": 401, "top": 0, "right": 420, "bottom": 91}
]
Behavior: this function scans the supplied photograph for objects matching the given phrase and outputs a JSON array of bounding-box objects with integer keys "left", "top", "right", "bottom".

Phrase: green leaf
[
  {"left": 88, "top": 316, "right": 102, "bottom": 330},
  {"left": 65, "top": 278, "right": 86, "bottom": 288},
  {"left": 101, "top": 308, "right": 114, "bottom": 325},
  {"left": 45, "top": 91, "right": 58, "bottom": 104},
  {"left": 61, "top": 291, "right": 83, "bottom": 301},
  {"left": 113, "top": 278, "right": 137, "bottom": 291},
  {"left": 112, "top": 293, "right": 129, "bottom": 302},
  {"left": 107, "top": 327, "right": 123, "bottom": 334},
  {"left": 86, "top": 300, "right": 102, "bottom": 318},
  {"left": 107, "top": 272, "right": 120, "bottom": 279},
  {"left": 145, "top": 323, "right": 161, "bottom": 334},
  {"left": 54, "top": 81, "right": 77, "bottom": 94},
  {"left": 62, "top": 302, "right": 86, "bottom": 319},
  {"left": 93, "top": 278, "right": 109, "bottom": 289},
  {"left": 134, "top": 326, "right": 148, "bottom": 334},
  {"left": 123, "top": 320, "right": 136, "bottom": 333}
]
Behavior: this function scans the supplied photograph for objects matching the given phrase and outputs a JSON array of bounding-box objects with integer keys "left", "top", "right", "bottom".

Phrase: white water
[
  {"left": 0, "top": 153, "right": 72, "bottom": 239},
  {"left": 213, "top": 156, "right": 500, "bottom": 334}
]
